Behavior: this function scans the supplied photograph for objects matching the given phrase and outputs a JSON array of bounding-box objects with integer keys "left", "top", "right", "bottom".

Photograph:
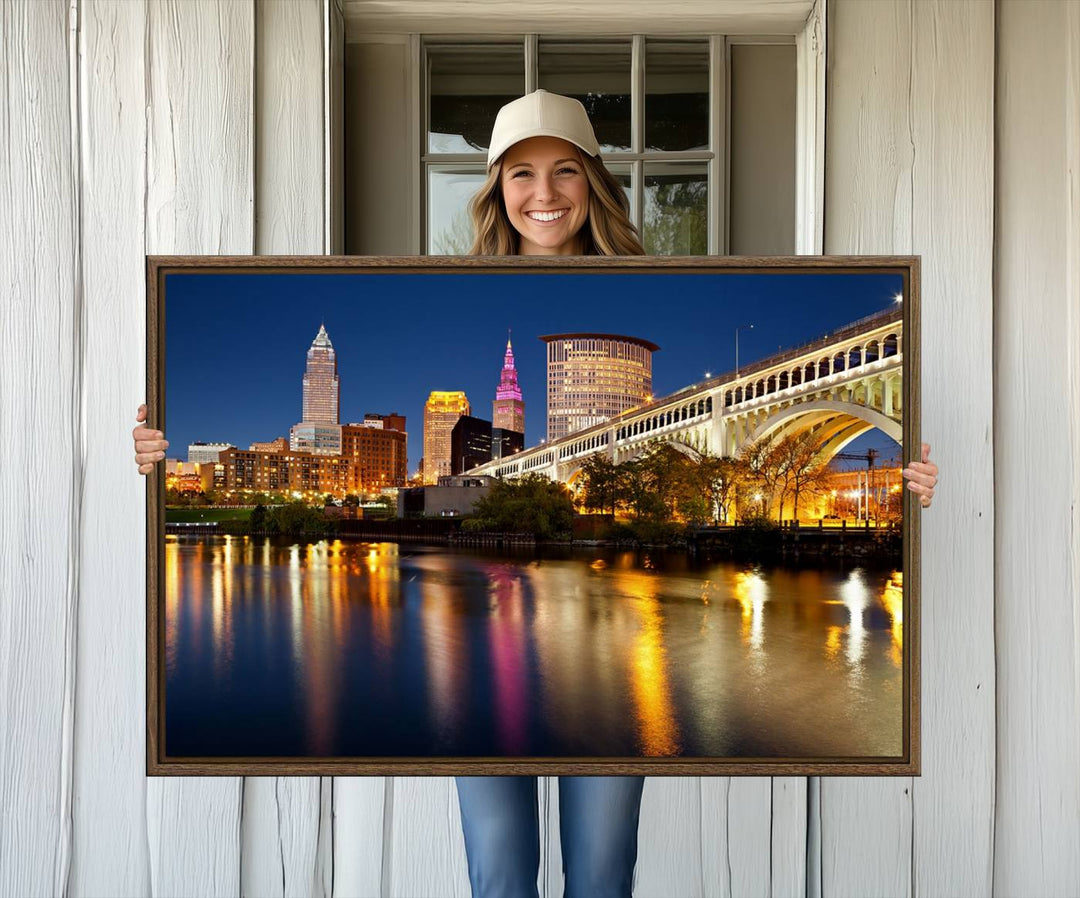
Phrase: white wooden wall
[{"left": 1, "top": 1, "right": 1077, "bottom": 896}]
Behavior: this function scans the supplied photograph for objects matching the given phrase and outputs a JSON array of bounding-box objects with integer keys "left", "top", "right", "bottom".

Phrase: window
[{"left": 422, "top": 35, "right": 795, "bottom": 256}]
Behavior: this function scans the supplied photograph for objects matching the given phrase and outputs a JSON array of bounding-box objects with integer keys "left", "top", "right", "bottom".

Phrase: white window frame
[{"left": 398, "top": 0, "right": 825, "bottom": 256}]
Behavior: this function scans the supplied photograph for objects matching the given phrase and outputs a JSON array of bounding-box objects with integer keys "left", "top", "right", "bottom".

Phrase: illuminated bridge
[{"left": 468, "top": 308, "right": 903, "bottom": 485}]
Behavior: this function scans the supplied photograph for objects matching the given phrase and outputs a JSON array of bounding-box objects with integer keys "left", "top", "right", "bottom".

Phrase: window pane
[
  {"left": 604, "top": 162, "right": 634, "bottom": 220},
  {"left": 428, "top": 44, "right": 524, "bottom": 154},
  {"left": 538, "top": 41, "right": 632, "bottom": 153},
  {"left": 428, "top": 167, "right": 487, "bottom": 254},
  {"left": 643, "top": 163, "right": 707, "bottom": 255},
  {"left": 645, "top": 40, "right": 709, "bottom": 152}
]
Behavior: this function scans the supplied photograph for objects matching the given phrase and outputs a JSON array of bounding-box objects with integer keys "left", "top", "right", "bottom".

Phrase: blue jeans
[{"left": 455, "top": 776, "right": 646, "bottom": 898}]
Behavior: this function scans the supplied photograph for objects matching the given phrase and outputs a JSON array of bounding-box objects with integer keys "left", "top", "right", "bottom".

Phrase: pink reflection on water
[{"left": 482, "top": 563, "right": 530, "bottom": 754}]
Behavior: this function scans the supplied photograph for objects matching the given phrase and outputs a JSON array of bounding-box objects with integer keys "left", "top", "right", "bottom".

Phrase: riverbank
[{"left": 165, "top": 517, "right": 901, "bottom": 563}]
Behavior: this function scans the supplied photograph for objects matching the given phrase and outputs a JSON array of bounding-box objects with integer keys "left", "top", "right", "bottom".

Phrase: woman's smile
[{"left": 500, "top": 135, "right": 590, "bottom": 255}]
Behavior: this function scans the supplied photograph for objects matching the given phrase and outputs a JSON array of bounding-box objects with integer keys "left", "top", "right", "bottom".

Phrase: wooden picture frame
[{"left": 146, "top": 255, "right": 920, "bottom": 776}]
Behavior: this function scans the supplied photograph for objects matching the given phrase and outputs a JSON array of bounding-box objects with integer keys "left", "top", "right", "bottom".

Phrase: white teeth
[{"left": 527, "top": 209, "right": 567, "bottom": 222}]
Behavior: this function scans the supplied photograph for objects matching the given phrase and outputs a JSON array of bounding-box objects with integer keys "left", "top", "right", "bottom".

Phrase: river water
[{"left": 164, "top": 535, "right": 905, "bottom": 759}]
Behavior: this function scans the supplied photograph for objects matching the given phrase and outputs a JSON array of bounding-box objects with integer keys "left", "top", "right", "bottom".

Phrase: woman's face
[{"left": 499, "top": 136, "right": 590, "bottom": 255}]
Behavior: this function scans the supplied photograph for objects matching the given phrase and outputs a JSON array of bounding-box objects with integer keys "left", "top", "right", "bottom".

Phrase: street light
[{"left": 735, "top": 323, "right": 754, "bottom": 378}]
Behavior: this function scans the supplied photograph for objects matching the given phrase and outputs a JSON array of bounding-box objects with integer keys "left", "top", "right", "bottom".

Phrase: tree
[
  {"left": 776, "top": 431, "right": 832, "bottom": 522},
  {"left": 642, "top": 178, "right": 708, "bottom": 255},
  {"left": 467, "top": 474, "right": 575, "bottom": 539},
  {"left": 267, "top": 500, "right": 332, "bottom": 536},
  {"left": 739, "top": 436, "right": 786, "bottom": 519},
  {"left": 249, "top": 504, "right": 267, "bottom": 531},
  {"left": 578, "top": 452, "right": 622, "bottom": 516},
  {"left": 675, "top": 447, "right": 745, "bottom": 524},
  {"left": 739, "top": 430, "right": 832, "bottom": 523}
]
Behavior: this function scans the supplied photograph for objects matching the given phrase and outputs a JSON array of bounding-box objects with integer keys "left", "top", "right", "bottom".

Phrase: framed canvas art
[{"left": 146, "top": 255, "right": 920, "bottom": 775}]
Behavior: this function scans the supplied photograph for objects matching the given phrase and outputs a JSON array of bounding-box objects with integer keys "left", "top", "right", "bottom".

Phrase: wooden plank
[
  {"left": 771, "top": 776, "right": 808, "bottom": 898},
  {"left": 69, "top": 1, "right": 152, "bottom": 894},
  {"left": 386, "top": 777, "right": 470, "bottom": 898},
  {"left": 699, "top": 778, "right": 773, "bottom": 898},
  {"left": 822, "top": 3, "right": 914, "bottom": 894},
  {"left": 147, "top": 778, "right": 243, "bottom": 896},
  {"left": 825, "top": 2, "right": 996, "bottom": 896},
  {"left": 241, "top": 778, "right": 324, "bottom": 898},
  {"left": 242, "top": 3, "right": 328, "bottom": 895},
  {"left": 0, "top": 1, "right": 77, "bottom": 895},
  {"left": 144, "top": 1, "right": 254, "bottom": 894},
  {"left": 908, "top": 3, "right": 995, "bottom": 896},
  {"left": 636, "top": 778, "right": 703, "bottom": 897},
  {"left": 255, "top": 0, "right": 325, "bottom": 256},
  {"left": 333, "top": 778, "right": 386, "bottom": 897},
  {"left": 994, "top": 1, "right": 1080, "bottom": 892},
  {"left": 340, "top": 0, "right": 815, "bottom": 38}
]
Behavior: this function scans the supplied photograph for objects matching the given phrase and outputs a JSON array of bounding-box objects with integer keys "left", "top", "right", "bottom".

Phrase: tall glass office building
[
  {"left": 423, "top": 391, "right": 470, "bottom": 483},
  {"left": 290, "top": 323, "right": 342, "bottom": 455},
  {"left": 302, "top": 323, "right": 340, "bottom": 424},
  {"left": 539, "top": 333, "right": 659, "bottom": 441}
]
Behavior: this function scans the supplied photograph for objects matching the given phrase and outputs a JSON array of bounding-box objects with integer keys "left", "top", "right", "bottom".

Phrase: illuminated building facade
[
  {"left": 539, "top": 333, "right": 659, "bottom": 441},
  {"left": 492, "top": 336, "right": 525, "bottom": 436},
  {"left": 250, "top": 437, "right": 288, "bottom": 452},
  {"left": 423, "top": 391, "right": 470, "bottom": 483},
  {"left": 302, "top": 323, "right": 340, "bottom": 423},
  {"left": 188, "top": 441, "right": 233, "bottom": 463},
  {"left": 341, "top": 422, "right": 408, "bottom": 490},
  {"left": 291, "top": 323, "right": 342, "bottom": 454},
  {"left": 360, "top": 412, "right": 406, "bottom": 433}
]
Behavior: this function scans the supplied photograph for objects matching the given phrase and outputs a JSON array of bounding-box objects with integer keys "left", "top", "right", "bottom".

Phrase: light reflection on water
[{"left": 164, "top": 536, "right": 904, "bottom": 758}]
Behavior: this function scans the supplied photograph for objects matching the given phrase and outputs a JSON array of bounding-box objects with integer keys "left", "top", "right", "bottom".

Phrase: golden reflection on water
[
  {"left": 881, "top": 571, "right": 904, "bottom": 667},
  {"left": 165, "top": 538, "right": 905, "bottom": 757},
  {"left": 732, "top": 570, "right": 767, "bottom": 652},
  {"left": 417, "top": 554, "right": 468, "bottom": 745},
  {"left": 824, "top": 625, "right": 843, "bottom": 662},
  {"left": 610, "top": 569, "right": 681, "bottom": 757}
]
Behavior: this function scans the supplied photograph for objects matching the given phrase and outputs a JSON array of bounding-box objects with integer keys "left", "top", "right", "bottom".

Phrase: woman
[
  {"left": 132, "top": 91, "right": 939, "bottom": 897},
  {"left": 451, "top": 90, "right": 649, "bottom": 898}
]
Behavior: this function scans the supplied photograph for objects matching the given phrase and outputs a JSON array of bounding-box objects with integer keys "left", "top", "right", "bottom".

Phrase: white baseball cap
[{"left": 486, "top": 90, "right": 601, "bottom": 169}]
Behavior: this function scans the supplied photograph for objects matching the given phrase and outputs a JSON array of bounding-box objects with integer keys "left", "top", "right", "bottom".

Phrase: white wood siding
[
  {"left": 824, "top": 3, "right": 997, "bottom": 897},
  {"left": 0, "top": 2, "right": 78, "bottom": 896},
  {"left": 1, "top": 1, "right": 1077, "bottom": 897},
  {"left": 994, "top": 1, "right": 1080, "bottom": 893}
]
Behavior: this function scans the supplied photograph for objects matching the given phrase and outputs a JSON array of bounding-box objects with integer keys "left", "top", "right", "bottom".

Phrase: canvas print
[{"left": 147, "top": 256, "right": 919, "bottom": 775}]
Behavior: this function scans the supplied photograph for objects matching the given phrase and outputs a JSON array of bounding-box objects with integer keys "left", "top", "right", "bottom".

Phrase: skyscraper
[
  {"left": 492, "top": 335, "right": 525, "bottom": 437},
  {"left": 451, "top": 415, "right": 493, "bottom": 475},
  {"left": 539, "top": 333, "right": 659, "bottom": 441},
  {"left": 423, "top": 391, "right": 470, "bottom": 483},
  {"left": 290, "top": 323, "right": 342, "bottom": 455},
  {"left": 302, "top": 323, "right": 339, "bottom": 424}
]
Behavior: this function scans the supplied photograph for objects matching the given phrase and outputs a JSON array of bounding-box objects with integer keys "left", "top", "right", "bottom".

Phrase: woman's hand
[
  {"left": 902, "top": 442, "right": 938, "bottom": 508},
  {"left": 133, "top": 403, "right": 169, "bottom": 475}
]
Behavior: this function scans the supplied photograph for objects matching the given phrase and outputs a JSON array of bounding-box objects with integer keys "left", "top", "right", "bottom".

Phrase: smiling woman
[
  {"left": 500, "top": 137, "right": 591, "bottom": 254},
  {"left": 466, "top": 89, "right": 645, "bottom": 257}
]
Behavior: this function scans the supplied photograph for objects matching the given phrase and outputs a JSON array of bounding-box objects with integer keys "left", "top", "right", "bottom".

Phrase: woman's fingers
[{"left": 134, "top": 404, "right": 168, "bottom": 474}]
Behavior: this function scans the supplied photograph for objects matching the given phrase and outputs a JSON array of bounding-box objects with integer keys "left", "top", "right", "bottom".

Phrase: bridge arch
[{"left": 743, "top": 399, "right": 902, "bottom": 457}]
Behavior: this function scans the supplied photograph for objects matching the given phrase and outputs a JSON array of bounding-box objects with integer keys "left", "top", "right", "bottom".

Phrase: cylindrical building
[{"left": 538, "top": 333, "right": 660, "bottom": 441}]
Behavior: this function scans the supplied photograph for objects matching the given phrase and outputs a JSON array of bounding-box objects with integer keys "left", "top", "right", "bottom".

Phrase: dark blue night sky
[{"left": 164, "top": 270, "right": 905, "bottom": 473}]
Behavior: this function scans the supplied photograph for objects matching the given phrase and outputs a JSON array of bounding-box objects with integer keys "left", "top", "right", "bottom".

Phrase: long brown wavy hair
[{"left": 468, "top": 149, "right": 645, "bottom": 256}]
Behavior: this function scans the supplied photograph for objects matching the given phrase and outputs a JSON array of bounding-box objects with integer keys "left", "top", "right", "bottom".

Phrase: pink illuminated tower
[{"left": 492, "top": 333, "right": 525, "bottom": 436}]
